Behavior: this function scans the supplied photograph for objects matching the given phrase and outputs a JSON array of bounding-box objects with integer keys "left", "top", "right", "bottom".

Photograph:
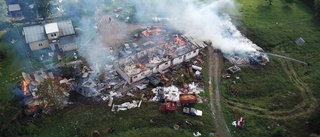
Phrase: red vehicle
[
  {"left": 160, "top": 100, "right": 178, "bottom": 112},
  {"left": 237, "top": 117, "right": 244, "bottom": 128}
]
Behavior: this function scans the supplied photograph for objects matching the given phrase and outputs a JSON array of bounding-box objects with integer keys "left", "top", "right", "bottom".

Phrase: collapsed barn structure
[
  {"left": 223, "top": 49, "right": 269, "bottom": 66},
  {"left": 16, "top": 71, "right": 73, "bottom": 115},
  {"left": 220, "top": 14, "right": 269, "bottom": 65},
  {"left": 114, "top": 27, "right": 207, "bottom": 84}
]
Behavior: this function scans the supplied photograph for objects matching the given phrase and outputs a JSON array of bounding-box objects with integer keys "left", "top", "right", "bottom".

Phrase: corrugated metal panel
[
  {"left": 57, "top": 20, "right": 75, "bottom": 36},
  {"left": 8, "top": 4, "right": 21, "bottom": 12},
  {"left": 60, "top": 35, "right": 75, "bottom": 45},
  {"left": 23, "top": 25, "right": 46, "bottom": 43}
]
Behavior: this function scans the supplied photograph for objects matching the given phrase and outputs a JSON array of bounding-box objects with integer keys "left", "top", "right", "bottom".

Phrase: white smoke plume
[
  {"left": 58, "top": 0, "right": 263, "bottom": 68},
  {"left": 131, "top": 0, "right": 258, "bottom": 55},
  {"left": 49, "top": 0, "right": 268, "bottom": 96}
]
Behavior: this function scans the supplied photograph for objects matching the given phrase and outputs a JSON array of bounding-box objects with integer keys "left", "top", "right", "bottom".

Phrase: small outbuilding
[
  {"left": 8, "top": 4, "right": 22, "bottom": 18},
  {"left": 295, "top": 37, "right": 305, "bottom": 46}
]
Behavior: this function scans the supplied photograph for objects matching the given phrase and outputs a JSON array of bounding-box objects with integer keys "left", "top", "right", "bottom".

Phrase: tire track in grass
[{"left": 224, "top": 60, "right": 316, "bottom": 120}]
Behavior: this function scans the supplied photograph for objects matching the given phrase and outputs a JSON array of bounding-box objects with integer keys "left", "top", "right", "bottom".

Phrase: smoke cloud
[
  {"left": 46, "top": 0, "right": 268, "bottom": 95},
  {"left": 57, "top": 0, "right": 262, "bottom": 68},
  {"left": 131, "top": 0, "right": 258, "bottom": 55}
]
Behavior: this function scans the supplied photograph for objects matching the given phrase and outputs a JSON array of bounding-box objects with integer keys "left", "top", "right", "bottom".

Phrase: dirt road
[{"left": 208, "top": 46, "right": 231, "bottom": 137}]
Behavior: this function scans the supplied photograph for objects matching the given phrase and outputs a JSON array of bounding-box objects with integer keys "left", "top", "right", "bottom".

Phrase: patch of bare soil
[{"left": 99, "top": 16, "right": 141, "bottom": 46}]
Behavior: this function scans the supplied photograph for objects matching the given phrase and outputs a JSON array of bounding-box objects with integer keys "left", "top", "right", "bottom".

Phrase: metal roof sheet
[
  {"left": 57, "top": 20, "right": 75, "bottom": 36},
  {"left": 23, "top": 25, "right": 46, "bottom": 43},
  {"left": 60, "top": 35, "right": 75, "bottom": 45},
  {"left": 8, "top": 4, "right": 21, "bottom": 12}
]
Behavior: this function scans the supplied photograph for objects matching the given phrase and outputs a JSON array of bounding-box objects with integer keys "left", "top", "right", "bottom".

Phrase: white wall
[
  {"left": 144, "top": 69, "right": 152, "bottom": 76},
  {"left": 158, "top": 61, "right": 171, "bottom": 71},
  {"left": 131, "top": 71, "right": 147, "bottom": 83},
  {"left": 114, "top": 62, "right": 131, "bottom": 83},
  {"left": 185, "top": 49, "right": 199, "bottom": 60},
  {"left": 172, "top": 56, "right": 184, "bottom": 65},
  {"left": 153, "top": 66, "right": 159, "bottom": 73}
]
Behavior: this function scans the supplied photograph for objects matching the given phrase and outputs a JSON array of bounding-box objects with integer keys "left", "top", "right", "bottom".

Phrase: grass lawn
[
  {"left": 0, "top": 28, "right": 31, "bottom": 100},
  {"left": 220, "top": 0, "right": 320, "bottom": 137},
  {"left": 32, "top": 96, "right": 214, "bottom": 137}
]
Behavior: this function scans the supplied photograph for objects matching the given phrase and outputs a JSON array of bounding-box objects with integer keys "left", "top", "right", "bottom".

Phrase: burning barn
[
  {"left": 224, "top": 51, "right": 269, "bottom": 66},
  {"left": 15, "top": 71, "right": 73, "bottom": 115},
  {"left": 114, "top": 27, "right": 206, "bottom": 84}
]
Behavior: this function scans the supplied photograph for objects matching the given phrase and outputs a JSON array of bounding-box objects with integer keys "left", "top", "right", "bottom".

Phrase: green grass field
[
  {"left": 0, "top": 27, "right": 33, "bottom": 100},
  {"left": 31, "top": 95, "right": 214, "bottom": 137},
  {"left": 1, "top": 0, "right": 320, "bottom": 136},
  {"left": 220, "top": 0, "right": 320, "bottom": 137}
]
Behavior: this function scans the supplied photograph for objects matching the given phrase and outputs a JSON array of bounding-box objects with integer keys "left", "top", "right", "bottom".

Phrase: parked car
[
  {"left": 160, "top": 101, "right": 178, "bottom": 112},
  {"left": 132, "top": 43, "right": 142, "bottom": 52},
  {"left": 123, "top": 43, "right": 133, "bottom": 54},
  {"left": 182, "top": 107, "right": 202, "bottom": 116},
  {"left": 118, "top": 50, "right": 129, "bottom": 58},
  {"left": 106, "top": 55, "right": 116, "bottom": 64}
]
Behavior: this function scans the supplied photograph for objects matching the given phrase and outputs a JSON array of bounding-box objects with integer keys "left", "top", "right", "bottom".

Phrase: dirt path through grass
[{"left": 208, "top": 46, "right": 231, "bottom": 137}]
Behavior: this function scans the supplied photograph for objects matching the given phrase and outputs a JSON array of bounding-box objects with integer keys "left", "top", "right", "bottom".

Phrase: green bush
[{"left": 271, "top": 127, "right": 286, "bottom": 137}]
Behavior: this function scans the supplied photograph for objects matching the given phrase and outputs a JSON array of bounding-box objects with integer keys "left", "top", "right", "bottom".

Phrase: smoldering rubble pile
[
  {"left": 150, "top": 82, "right": 204, "bottom": 102},
  {"left": 115, "top": 26, "right": 207, "bottom": 84},
  {"left": 106, "top": 82, "right": 205, "bottom": 113},
  {"left": 111, "top": 100, "right": 142, "bottom": 112},
  {"left": 15, "top": 71, "right": 75, "bottom": 116},
  {"left": 220, "top": 14, "right": 270, "bottom": 66},
  {"left": 77, "top": 63, "right": 125, "bottom": 98},
  {"left": 151, "top": 82, "right": 205, "bottom": 113},
  {"left": 76, "top": 26, "right": 208, "bottom": 99},
  {"left": 223, "top": 51, "right": 269, "bottom": 66}
]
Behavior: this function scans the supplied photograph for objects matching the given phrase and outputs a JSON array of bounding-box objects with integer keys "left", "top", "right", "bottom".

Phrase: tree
[
  {"left": 0, "top": 64, "right": 2, "bottom": 76},
  {"left": 18, "top": 0, "right": 38, "bottom": 22},
  {"left": 0, "top": 47, "right": 4, "bottom": 76},
  {"left": 0, "top": 0, "right": 9, "bottom": 28},
  {"left": 38, "top": 0, "right": 51, "bottom": 19},
  {"left": 267, "top": 0, "right": 273, "bottom": 5},
  {"left": 0, "top": 40, "right": 6, "bottom": 58},
  {"left": 315, "top": 0, "right": 320, "bottom": 16},
  {"left": 0, "top": 100, "right": 25, "bottom": 136},
  {"left": 284, "top": 0, "right": 294, "bottom": 4},
  {"left": 300, "top": 0, "right": 315, "bottom": 7},
  {"left": 0, "top": 49, "right": 5, "bottom": 61}
]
